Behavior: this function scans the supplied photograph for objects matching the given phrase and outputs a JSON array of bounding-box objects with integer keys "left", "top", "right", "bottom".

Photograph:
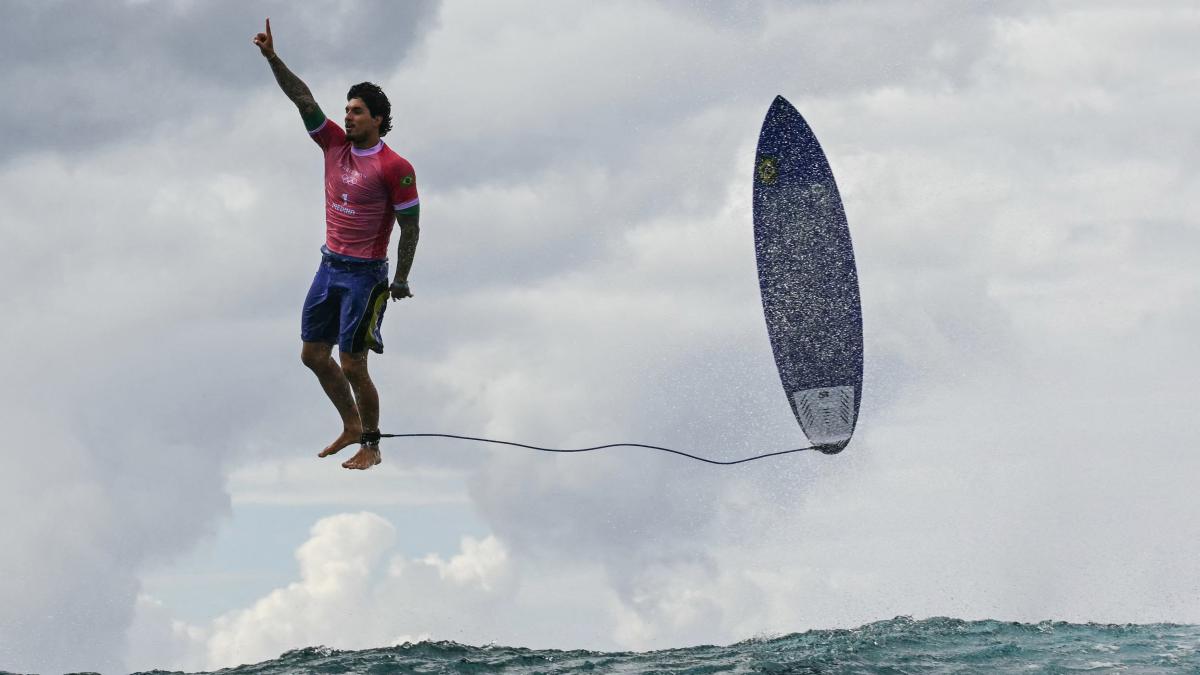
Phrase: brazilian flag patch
[{"left": 401, "top": 175, "right": 414, "bottom": 186}]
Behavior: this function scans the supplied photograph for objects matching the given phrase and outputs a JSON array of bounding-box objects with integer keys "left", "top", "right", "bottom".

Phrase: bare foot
[
  {"left": 342, "top": 446, "right": 382, "bottom": 470},
  {"left": 318, "top": 426, "right": 363, "bottom": 458}
]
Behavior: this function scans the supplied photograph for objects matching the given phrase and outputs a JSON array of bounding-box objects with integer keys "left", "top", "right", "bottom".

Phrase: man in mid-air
[{"left": 253, "top": 18, "right": 420, "bottom": 470}]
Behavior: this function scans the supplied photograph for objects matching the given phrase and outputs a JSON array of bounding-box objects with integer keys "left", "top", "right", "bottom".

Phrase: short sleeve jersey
[{"left": 309, "top": 118, "right": 419, "bottom": 260}]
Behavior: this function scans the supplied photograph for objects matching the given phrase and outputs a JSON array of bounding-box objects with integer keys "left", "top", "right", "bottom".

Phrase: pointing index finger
[{"left": 265, "top": 17, "right": 272, "bottom": 37}]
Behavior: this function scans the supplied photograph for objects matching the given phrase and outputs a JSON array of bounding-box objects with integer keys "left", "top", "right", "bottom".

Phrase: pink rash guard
[{"left": 309, "top": 118, "right": 419, "bottom": 260}]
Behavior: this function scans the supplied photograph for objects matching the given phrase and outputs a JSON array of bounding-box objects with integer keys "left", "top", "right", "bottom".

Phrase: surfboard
[{"left": 753, "top": 95, "right": 863, "bottom": 454}]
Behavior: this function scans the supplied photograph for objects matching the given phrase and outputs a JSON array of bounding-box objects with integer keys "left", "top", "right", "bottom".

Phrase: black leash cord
[{"left": 375, "top": 432, "right": 815, "bottom": 466}]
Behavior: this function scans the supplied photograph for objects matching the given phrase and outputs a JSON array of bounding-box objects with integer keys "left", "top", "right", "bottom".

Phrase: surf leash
[{"left": 365, "top": 431, "right": 816, "bottom": 466}]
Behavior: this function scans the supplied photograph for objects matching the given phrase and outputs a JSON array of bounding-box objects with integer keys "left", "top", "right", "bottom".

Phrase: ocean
[{"left": 65, "top": 616, "right": 1195, "bottom": 674}]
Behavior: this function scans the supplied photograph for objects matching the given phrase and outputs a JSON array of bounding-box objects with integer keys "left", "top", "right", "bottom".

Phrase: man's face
[{"left": 344, "top": 97, "right": 381, "bottom": 143}]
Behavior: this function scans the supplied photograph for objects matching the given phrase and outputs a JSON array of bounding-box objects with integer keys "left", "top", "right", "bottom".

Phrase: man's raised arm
[{"left": 252, "top": 18, "right": 325, "bottom": 130}]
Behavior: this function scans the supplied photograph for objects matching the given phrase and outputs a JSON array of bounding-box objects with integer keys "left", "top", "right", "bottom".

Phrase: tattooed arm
[
  {"left": 391, "top": 210, "right": 420, "bottom": 300},
  {"left": 252, "top": 18, "right": 325, "bottom": 130}
]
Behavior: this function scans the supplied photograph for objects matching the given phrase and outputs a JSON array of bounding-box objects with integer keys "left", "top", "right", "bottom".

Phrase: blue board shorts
[{"left": 301, "top": 247, "right": 390, "bottom": 354}]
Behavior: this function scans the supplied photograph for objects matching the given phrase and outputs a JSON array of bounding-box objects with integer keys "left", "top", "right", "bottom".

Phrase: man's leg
[
  {"left": 301, "top": 341, "right": 363, "bottom": 457},
  {"left": 339, "top": 349, "right": 382, "bottom": 469}
]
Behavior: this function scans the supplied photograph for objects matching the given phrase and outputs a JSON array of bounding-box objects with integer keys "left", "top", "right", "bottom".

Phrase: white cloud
[
  {"left": 132, "top": 512, "right": 519, "bottom": 670},
  {"left": 227, "top": 458, "right": 470, "bottom": 507},
  {"left": 202, "top": 512, "right": 400, "bottom": 665},
  {"left": 419, "top": 533, "right": 511, "bottom": 591}
]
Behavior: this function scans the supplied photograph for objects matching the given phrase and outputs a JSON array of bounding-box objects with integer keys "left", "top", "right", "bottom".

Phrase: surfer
[{"left": 253, "top": 18, "right": 421, "bottom": 470}]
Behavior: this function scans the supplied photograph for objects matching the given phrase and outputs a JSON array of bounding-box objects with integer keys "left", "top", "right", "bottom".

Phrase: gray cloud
[{"left": 0, "top": 0, "right": 438, "bottom": 160}]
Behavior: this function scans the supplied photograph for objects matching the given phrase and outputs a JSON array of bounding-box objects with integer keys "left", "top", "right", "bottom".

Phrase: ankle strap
[{"left": 361, "top": 430, "right": 381, "bottom": 447}]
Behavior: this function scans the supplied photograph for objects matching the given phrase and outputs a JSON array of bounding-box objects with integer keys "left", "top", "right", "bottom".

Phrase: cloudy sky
[{"left": 2, "top": 0, "right": 1198, "bottom": 672}]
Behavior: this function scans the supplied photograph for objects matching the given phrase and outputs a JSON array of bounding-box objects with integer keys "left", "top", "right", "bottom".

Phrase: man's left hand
[{"left": 390, "top": 280, "right": 413, "bottom": 300}]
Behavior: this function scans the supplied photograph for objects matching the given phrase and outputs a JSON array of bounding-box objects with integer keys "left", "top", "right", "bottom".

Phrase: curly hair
[{"left": 347, "top": 82, "right": 393, "bottom": 137}]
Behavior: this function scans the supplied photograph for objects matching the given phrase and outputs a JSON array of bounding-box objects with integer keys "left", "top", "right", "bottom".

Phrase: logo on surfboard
[{"left": 756, "top": 157, "right": 779, "bottom": 185}]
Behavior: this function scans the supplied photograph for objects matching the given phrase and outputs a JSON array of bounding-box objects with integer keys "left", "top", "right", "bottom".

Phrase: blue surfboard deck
[{"left": 753, "top": 95, "right": 863, "bottom": 454}]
